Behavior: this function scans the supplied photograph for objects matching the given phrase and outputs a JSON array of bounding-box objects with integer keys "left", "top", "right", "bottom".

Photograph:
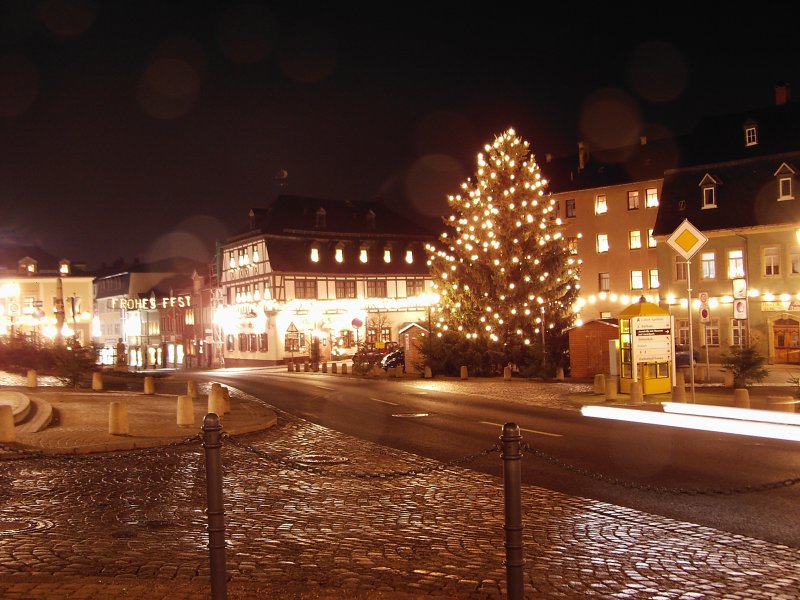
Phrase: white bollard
[
  {"left": 143, "top": 376, "right": 155, "bottom": 395},
  {"left": 187, "top": 380, "right": 198, "bottom": 398},
  {"left": 109, "top": 401, "right": 129, "bottom": 435},
  {"left": 177, "top": 395, "right": 194, "bottom": 426},
  {"left": 26, "top": 369, "right": 37, "bottom": 389},
  {"left": 0, "top": 405, "right": 15, "bottom": 442},
  {"left": 503, "top": 366, "right": 512, "bottom": 381},
  {"left": 629, "top": 381, "right": 643, "bottom": 404},
  {"left": 733, "top": 388, "right": 750, "bottom": 408},
  {"left": 460, "top": 366, "right": 468, "bottom": 380},
  {"left": 92, "top": 371, "right": 104, "bottom": 391},
  {"left": 593, "top": 374, "right": 606, "bottom": 394}
]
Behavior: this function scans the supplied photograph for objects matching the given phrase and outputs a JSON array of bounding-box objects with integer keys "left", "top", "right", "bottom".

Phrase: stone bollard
[
  {"left": 221, "top": 386, "right": 231, "bottom": 414},
  {"left": 556, "top": 367, "right": 564, "bottom": 381},
  {"left": 733, "top": 388, "right": 750, "bottom": 408},
  {"left": 293, "top": 362, "right": 300, "bottom": 372},
  {"left": 313, "top": 362, "right": 319, "bottom": 373},
  {"left": 187, "top": 380, "right": 198, "bottom": 398},
  {"left": 629, "top": 381, "right": 643, "bottom": 404},
  {"left": 503, "top": 366, "right": 512, "bottom": 381},
  {"left": 424, "top": 366, "right": 432, "bottom": 379},
  {"left": 676, "top": 370, "right": 686, "bottom": 389},
  {"left": 143, "top": 376, "right": 155, "bottom": 395},
  {"left": 304, "top": 363, "right": 310, "bottom": 372},
  {"left": 332, "top": 363, "right": 338, "bottom": 374},
  {"left": 767, "top": 396, "right": 795, "bottom": 412},
  {"left": 387, "top": 366, "right": 396, "bottom": 378},
  {"left": 287, "top": 362, "right": 294, "bottom": 372},
  {"left": 0, "top": 405, "right": 15, "bottom": 443},
  {"left": 724, "top": 371, "right": 734, "bottom": 387},
  {"left": 109, "top": 400, "right": 129, "bottom": 435},
  {"left": 208, "top": 385, "right": 225, "bottom": 417},
  {"left": 341, "top": 363, "right": 348, "bottom": 375},
  {"left": 605, "top": 378, "right": 618, "bottom": 401},
  {"left": 322, "top": 362, "right": 328, "bottom": 373},
  {"left": 460, "top": 366, "right": 468, "bottom": 380},
  {"left": 177, "top": 395, "right": 194, "bottom": 426},
  {"left": 593, "top": 374, "right": 605, "bottom": 394},
  {"left": 672, "top": 385, "right": 686, "bottom": 403},
  {"left": 92, "top": 371, "right": 104, "bottom": 391},
  {"left": 26, "top": 369, "right": 37, "bottom": 389}
]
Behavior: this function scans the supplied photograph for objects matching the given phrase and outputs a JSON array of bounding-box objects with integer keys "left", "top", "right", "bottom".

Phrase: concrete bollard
[
  {"left": 605, "top": 378, "right": 618, "bottom": 401},
  {"left": 503, "top": 366, "right": 512, "bottom": 380},
  {"left": 208, "top": 385, "right": 225, "bottom": 417},
  {"left": 221, "top": 386, "right": 231, "bottom": 414},
  {"left": 629, "top": 381, "right": 643, "bottom": 404},
  {"left": 177, "top": 395, "right": 194, "bottom": 426},
  {"left": 387, "top": 366, "right": 396, "bottom": 378},
  {"left": 672, "top": 385, "right": 686, "bottom": 403},
  {"left": 733, "top": 388, "right": 750, "bottom": 408},
  {"left": 676, "top": 370, "right": 686, "bottom": 389},
  {"left": 460, "top": 365, "right": 468, "bottom": 380},
  {"left": 322, "top": 362, "right": 328, "bottom": 373},
  {"left": 723, "top": 371, "right": 734, "bottom": 387},
  {"left": 92, "top": 371, "right": 104, "bottom": 391},
  {"left": 0, "top": 405, "right": 15, "bottom": 442},
  {"left": 767, "top": 396, "right": 795, "bottom": 412},
  {"left": 26, "top": 369, "right": 37, "bottom": 389},
  {"left": 109, "top": 400, "right": 129, "bottom": 435},
  {"left": 341, "top": 363, "right": 348, "bottom": 375},
  {"left": 187, "top": 380, "right": 198, "bottom": 398},
  {"left": 424, "top": 365, "right": 432, "bottom": 379},
  {"left": 304, "top": 363, "right": 310, "bottom": 372},
  {"left": 287, "top": 362, "right": 293, "bottom": 372},
  {"left": 143, "top": 376, "right": 155, "bottom": 395},
  {"left": 331, "top": 363, "right": 338, "bottom": 374},
  {"left": 555, "top": 367, "right": 564, "bottom": 381},
  {"left": 593, "top": 374, "right": 606, "bottom": 394}
]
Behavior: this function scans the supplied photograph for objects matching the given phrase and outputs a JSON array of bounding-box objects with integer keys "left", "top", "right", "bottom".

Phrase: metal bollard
[
  {"left": 501, "top": 422, "right": 525, "bottom": 600},
  {"left": 202, "top": 413, "right": 227, "bottom": 600}
]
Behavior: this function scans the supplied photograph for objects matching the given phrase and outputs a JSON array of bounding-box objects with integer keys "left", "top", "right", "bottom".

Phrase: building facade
[{"left": 217, "top": 196, "right": 439, "bottom": 366}]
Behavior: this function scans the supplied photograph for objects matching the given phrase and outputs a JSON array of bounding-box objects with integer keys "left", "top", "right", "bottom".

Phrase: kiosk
[{"left": 618, "top": 300, "right": 673, "bottom": 395}]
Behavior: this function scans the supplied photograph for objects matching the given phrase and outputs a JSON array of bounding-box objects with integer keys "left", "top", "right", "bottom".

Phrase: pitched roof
[{"left": 0, "top": 242, "right": 89, "bottom": 275}]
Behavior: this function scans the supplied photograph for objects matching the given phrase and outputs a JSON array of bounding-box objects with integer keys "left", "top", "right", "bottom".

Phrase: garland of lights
[{"left": 425, "top": 128, "right": 582, "bottom": 346}]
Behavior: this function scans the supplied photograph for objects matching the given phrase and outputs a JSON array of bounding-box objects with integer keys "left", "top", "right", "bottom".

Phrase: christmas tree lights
[{"left": 425, "top": 128, "right": 581, "bottom": 358}]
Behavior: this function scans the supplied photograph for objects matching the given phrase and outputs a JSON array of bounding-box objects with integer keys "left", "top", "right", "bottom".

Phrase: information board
[{"left": 631, "top": 315, "right": 672, "bottom": 362}]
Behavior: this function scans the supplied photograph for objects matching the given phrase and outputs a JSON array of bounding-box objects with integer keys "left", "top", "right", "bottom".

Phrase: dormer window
[
  {"left": 745, "top": 125, "right": 758, "bottom": 146},
  {"left": 359, "top": 247, "right": 368, "bottom": 263},
  {"left": 405, "top": 249, "right": 414, "bottom": 264},
  {"left": 59, "top": 260, "right": 70, "bottom": 275},
  {"left": 315, "top": 207, "right": 326, "bottom": 229},
  {"left": 252, "top": 245, "right": 259, "bottom": 262},
  {"left": 774, "top": 162, "right": 796, "bottom": 201},
  {"left": 334, "top": 244, "right": 344, "bottom": 263},
  {"left": 383, "top": 248, "right": 391, "bottom": 263},
  {"left": 19, "top": 258, "right": 36, "bottom": 274},
  {"left": 310, "top": 245, "right": 320, "bottom": 263},
  {"left": 699, "top": 173, "right": 720, "bottom": 209}
]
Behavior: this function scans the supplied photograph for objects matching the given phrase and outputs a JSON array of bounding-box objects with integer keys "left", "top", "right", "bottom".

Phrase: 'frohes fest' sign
[{"left": 109, "top": 296, "right": 192, "bottom": 310}]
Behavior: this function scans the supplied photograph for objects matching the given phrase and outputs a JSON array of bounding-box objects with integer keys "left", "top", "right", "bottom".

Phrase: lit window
[
  {"left": 791, "top": 248, "right": 800, "bottom": 275},
  {"left": 27, "top": 263, "right": 35, "bottom": 273},
  {"left": 628, "top": 230, "right": 641, "bottom": 249},
  {"left": 731, "top": 319, "right": 748, "bottom": 347},
  {"left": 567, "top": 237, "right": 578, "bottom": 254},
  {"left": 359, "top": 248, "right": 368, "bottom": 263},
  {"left": 310, "top": 247, "right": 320, "bottom": 263},
  {"left": 645, "top": 188, "right": 659, "bottom": 208},
  {"left": 648, "top": 269, "right": 659, "bottom": 289},
  {"left": 405, "top": 249, "right": 413, "bottom": 264},
  {"left": 406, "top": 279, "right": 425, "bottom": 296},
  {"left": 627, "top": 191, "right": 639, "bottom": 210},
  {"left": 335, "top": 279, "right": 356, "bottom": 299},
  {"left": 702, "top": 186, "right": 716, "bottom": 208},
  {"left": 229, "top": 254, "right": 235, "bottom": 269},
  {"left": 630, "top": 270, "right": 644, "bottom": 290},
  {"left": 595, "top": 195, "right": 607, "bottom": 215},
  {"left": 366, "top": 279, "right": 387, "bottom": 298},
  {"left": 779, "top": 176, "right": 793, "bottom": 200},
  {"left": 598, "top": 272, "right": 610, "bottom": 292},
  {"left": 701, "top": 252, "right": 716, "bottom": 279},
  {"left": 647, "top": 229, "right": 657, "bottom": 248},
  {"left": 596, "top": 234, "right": 609, "bottom": 253},
  {"left": 252, "top": 246, "right": 259, "bottom": 262},
  {"left": 383, "top": 249, "right": 392, "bottom": 263},
  {"left": 566, "top": 199, "right": 576, "bottom": 218},
  {"left": 728, "top": 249, "right": 745, "bottom": 278},
  {"left": 764, "top": 246, "right": 780, "bottom": 276},
  {"left": 335, "top": 247, "right": 344, "bottom": 263},
  {"left": 676, "top": 319, "right": 689, "bottom": 346},
  {"left": 745, "top": 126, "right": 758, "bottom": 146},
  {"left": 59, "top": 262, "right": 69, "bottom": 275}
]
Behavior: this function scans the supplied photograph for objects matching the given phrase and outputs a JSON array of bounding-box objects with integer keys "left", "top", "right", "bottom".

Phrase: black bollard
[
  {"left": 501, "top": 422, "right": 524, "bottom": 600},
  {"left": 203, "top": 413, "right": 227, "bottom": 600}
]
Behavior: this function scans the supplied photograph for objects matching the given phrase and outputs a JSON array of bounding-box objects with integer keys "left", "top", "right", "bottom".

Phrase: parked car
[
  {"left": 380, "top": 348, "right": 405, "bottom": 371},
  {"left": 675, "top": 344, "right": 699, "bottom": 367}
]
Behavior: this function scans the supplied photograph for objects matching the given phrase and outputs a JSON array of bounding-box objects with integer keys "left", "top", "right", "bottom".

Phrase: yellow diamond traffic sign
[{"left": 666, "top": 219, "right": 707, "bottom": 260}]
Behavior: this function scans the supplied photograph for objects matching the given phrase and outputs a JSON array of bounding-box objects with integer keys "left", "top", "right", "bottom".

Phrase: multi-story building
[
  {"left": 0, "top": 243, "right": 94, "bottom": 345},
  {"left": 653, "top": 91, "right": 800, "bottom": 364},
  {"left": 217, "top": 195, "right": 439, "bottom": 366}
]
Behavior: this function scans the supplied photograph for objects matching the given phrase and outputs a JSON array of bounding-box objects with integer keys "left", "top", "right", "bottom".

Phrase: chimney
[
  {"left": 775, "top": 82, "right": 790, "bottom": 106},
  {"left": 545, "top": 152, "right": 552, "bottom": 163},
  {"left": 248, "top": 209, "right": 255, "bottom": 230},
  {"left": 640, "top": 135, "right": 648, "bottom": 146},
  {"left": 577, "top": 141, "right": 589, "bottom": 171}
]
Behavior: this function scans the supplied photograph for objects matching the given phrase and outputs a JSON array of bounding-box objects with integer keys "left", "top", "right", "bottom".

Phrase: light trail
[{"left": 661, "top": 402, "right": 800, "bottom": 426}]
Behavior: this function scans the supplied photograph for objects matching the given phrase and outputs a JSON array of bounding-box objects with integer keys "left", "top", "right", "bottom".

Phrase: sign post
[{"left": 666, "top": 219, "right": 708, "bottom": 403}]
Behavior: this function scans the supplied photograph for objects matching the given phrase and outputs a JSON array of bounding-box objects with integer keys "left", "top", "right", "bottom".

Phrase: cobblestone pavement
[{"left": 1, "top": 384, "right": 799, "bottom": 599}]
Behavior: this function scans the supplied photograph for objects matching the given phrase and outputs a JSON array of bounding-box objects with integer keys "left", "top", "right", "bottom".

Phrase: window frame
[
  {"left": 596, "top": 234, "right": 609, "bottom": 254},
  {"left": 745, "top": 126, "right": 758, "bottom": 146},
  {"left": 294, "top": 278, "right": 318, "bottom": 299},
  {"left": 647, "top": 229, "right": 657, "bottom": 248},
  {"left": 675, "top": 257, "right": 688, "bottom": 281},
  {"left": 763, "top": 246, "right": 781, "bottom": 277},
  {"left": 335, "top": 279, "right": 357, "bottom": 299},
  {"left": 627, "top": 190, "right": 640, "bottom": 210},
  {"left": 566, "top": 198, "right": 576, "bottom": 218},
  {"left": 702, "top": 186, "right": 717, "bottom": 209},
  {"left": 594, "top": 195, "right": 608, "bottom": 215},
  {"left": 366, "top": 279, "right": 387, "bottom": 298},
  {"left": 727, "top": 249, "right": 745, "bottom": 279},
  {"left": 779, "top": 176, "right": 794, "bottom": 200},
  {"left": 645, "top": 188, "right": 659, "bottom": 208},
  {"left": 628, "top": 230, "right": 642, "bottom": 250},
  {"left": 648, "top": 269, "right": 659, "bottom": 289},
  {"left": 704, "top": 318, "right": 720, "bottom": 347},
  {"left": 700, "top": 251, "right": 716, "bottom": 280},
  {"left": 630, "top": 270, "right": 644, "bottom": 290},
  {"left": 598, "top": 272, "right": 610, "bottom": 292}
]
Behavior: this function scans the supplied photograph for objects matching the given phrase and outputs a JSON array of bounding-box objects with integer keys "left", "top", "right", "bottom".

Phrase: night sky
[{"left": 1, "top": 1, "right": 796, "bottom": 269}]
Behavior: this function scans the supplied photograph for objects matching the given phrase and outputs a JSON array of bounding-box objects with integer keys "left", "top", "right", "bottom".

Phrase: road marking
[
  {"left": 480, "top": 421, "right": 563, "bottom": 437},
  {"left": 316, "top": 385, "right": 336, "bottom": 391},
  {"left": 370, "top": 397, "right": 399, "bottom": 406}
]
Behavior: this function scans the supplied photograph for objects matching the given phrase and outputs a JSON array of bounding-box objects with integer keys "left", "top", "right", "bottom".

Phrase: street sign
[
  {"left": 666, "top": 219, "right": 708, "bottom": 260},
  {"left": 698, "top": 292, "right": 708, "bottom": 303},
  {"left": 734, "top": 299, "right": 748, "bottom": 319},
  {"left": 699, "top": 306, "right": 711, "bottom": 323},
  {"left": 8, "top": 302, "right": 19, "bottom": 316},
  {"left": 351, "top": 318, "right": 363, "bottom": 328},
  {"left": 732, "top": 278, "right": 747, "bottom": 299}
]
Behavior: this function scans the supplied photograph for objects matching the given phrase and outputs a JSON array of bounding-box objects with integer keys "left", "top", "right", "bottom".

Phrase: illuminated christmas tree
[{"left": 425, "top": 128, "right": 580, "bottom": 373}]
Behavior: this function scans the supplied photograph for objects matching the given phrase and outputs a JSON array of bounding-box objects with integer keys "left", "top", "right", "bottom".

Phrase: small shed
[
  {"left": 567, "top": 319, "right": 619, "bottom": 378},
  {"left": 399, "top": 322, "right": 428, "bottom": 375}
]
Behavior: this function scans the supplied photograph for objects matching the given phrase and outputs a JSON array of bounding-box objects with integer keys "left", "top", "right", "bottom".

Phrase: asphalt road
[{"left": 200, "top": 369, "right": 800, "bottom": 549}]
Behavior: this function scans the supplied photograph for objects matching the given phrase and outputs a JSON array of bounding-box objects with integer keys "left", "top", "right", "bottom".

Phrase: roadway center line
[
  {"left": 480, "top": 421, "right": 563, "bottom": 437},
  {"left": 370, "top": 397, "right": 400, "bottom": 406},
  {"left": 316, "top": 385, "right": 336, "bottom": 391}
]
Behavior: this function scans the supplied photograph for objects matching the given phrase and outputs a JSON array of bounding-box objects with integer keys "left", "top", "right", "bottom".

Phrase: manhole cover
[
  {"left": 292, "top": 454, "right": 350, "bottom": 465},
  {"left": 392, "top": 413, "right": 430, "bottom": 418},
  {"left": 0, "top": 518, "right": 53, "bottom": 536}
]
